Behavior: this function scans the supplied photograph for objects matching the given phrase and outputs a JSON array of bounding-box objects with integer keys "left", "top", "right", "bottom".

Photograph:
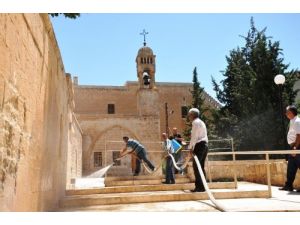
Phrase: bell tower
[
  {"left": 136, "top": 30, "right": 159, "bottom": 117},
  {"left": 136, "top": 29, "right": 156, "bottom": 89}
]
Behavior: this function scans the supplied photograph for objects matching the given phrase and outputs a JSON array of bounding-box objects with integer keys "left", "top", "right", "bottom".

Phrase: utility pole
[{"left": 165, "top": 102, "right": 169, "bottom": 136}]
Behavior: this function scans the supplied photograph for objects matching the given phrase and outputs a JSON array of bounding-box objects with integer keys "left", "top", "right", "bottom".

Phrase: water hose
[
  {"left": 142, "top": 151, "right": 226, "bottom": 211},
  {"left": 140, "top": 154, "right": 167, "bottom": 174},
  {"left": 193, "top": 154, "right": 227, "bottom": 212},
  {"left": 168, "top": 152, "right": 192, "bottom": 172}
]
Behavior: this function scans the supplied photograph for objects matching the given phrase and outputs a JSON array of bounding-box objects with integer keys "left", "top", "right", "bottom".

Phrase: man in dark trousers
[
  {"left": 120, "top": 136, "right": 156, "bottom": 176},
  {"left": 162, "top": 133, "right": 176, "bottom": 184},
  {"left": 188, "top": 108, "right": 208, "bottom": 192},
  {"left": 279, "top": 105, "right": 300, "bottom": 192}
]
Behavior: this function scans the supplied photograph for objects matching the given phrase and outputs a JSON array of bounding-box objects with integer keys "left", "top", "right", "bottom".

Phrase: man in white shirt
[
  {"left": 279, "top": 105, "right": 300, "bottom": 192},
  {"left": 162, "top": 133, "right": 176, "bottom": 184},
  {"left": 188, "top": 108, "right": 209, "bottom": 192}
]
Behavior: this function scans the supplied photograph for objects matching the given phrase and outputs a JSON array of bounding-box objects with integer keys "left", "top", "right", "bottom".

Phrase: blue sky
[{"left": 51, "top": 14, "right": 300, "bottom": 98}]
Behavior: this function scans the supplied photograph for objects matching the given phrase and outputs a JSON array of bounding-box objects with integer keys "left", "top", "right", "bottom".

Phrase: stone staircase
[{"left": 60, "top": 174, "right": 269, "bottom": 210}]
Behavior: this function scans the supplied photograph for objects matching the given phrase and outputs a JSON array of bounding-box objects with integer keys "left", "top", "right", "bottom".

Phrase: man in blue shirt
[{"left": 121, "top": 136, "right": 155, "bottom": 176}]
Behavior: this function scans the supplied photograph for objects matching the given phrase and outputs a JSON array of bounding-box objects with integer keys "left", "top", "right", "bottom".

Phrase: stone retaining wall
[
  {"left": 0, "top": 14, "right": 82, "bottom": 211},
  {"left": 187, "top": 159, "right": 300, "bottom": 188}
]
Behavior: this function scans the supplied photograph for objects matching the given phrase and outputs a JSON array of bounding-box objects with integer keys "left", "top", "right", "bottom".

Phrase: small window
[
  {"left": 150, "top": 58, "right": 153, "bottom": 64},
  {"left": 108, "top": 104, "right": 115, "bottom": 114},
  {"left": 94, "top": 152, "right": 102, "bottom": 167},
  {"left": 113, "top": 152, "right": 121, "bottom": 166},
  {"left": 181, "top": 106, "right": 188, "bottom": 118}
]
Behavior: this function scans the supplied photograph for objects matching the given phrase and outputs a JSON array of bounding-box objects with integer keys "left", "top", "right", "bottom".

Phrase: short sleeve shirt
[
  {"left": 126, "top": 139, "right": 145, "bottom": 154},
  {"left": 163, "top": 139, "right": 175, "bottom": 154},
  {"left": 287, "top": 116, "right": 300, "bottom": 145}
]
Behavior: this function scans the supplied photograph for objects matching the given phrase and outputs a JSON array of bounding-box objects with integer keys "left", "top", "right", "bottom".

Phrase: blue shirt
[
  {"left": 127, "top": 139, "right": 145, "bottom": 154},
  {"left": 163, "top": 139, "right": 175, "bottom": 154}
]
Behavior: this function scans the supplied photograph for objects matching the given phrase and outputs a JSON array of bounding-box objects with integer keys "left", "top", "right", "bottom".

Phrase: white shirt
[
  {"left": 287, "top": 116, "right": 300, "bottom": 145},
  {"left": 189, "top": 118, "right": 208, "bottom": 150},
  {"left": 162, "top": 139, "right": 175, "bottom": 154}
]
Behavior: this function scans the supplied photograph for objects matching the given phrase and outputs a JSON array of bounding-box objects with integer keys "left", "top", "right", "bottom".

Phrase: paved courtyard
[{"left": 61, "top": 182, "right": 300, "bottom": 212}]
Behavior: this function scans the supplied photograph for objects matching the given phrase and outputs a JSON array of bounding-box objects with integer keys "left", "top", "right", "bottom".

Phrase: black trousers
[
  {"left": 135, "top": 149, "right": 155, "bottom": 175},
  {"left": 165, "top": 155, "right": 175, "bottom": 183},
  {"left": 285, "top": 154, "right": 300, "bottom": 188},
  {"left": 192, "top": 141, "right": 208, "bottom": 190}
]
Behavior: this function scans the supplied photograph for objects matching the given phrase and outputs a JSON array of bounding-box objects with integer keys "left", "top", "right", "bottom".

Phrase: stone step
[
  {"left": 60, "top": 189, "right": 269, "bottom": 208},
  {"left": 105, "top": 177, "right": 191, "bottom": 186},
  {"left": 66, "top": 182, "right": 236, "bottom": 196},
  {"left": 105, "top": 174, "right": 188, "bottom": 181}
]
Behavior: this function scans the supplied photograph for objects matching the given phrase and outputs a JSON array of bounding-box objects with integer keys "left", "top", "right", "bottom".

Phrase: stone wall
[
  {"left": 66, "top": 112, "right": 83, "bottom": 188},
  {"left": 74, "top": 82, "right": 220, "bottom": 138},
  {"left": 77, "top": 114, "right": 161, "bottom": 176},
  {"left": 294, "top": 78, "right": 300, "bottom": 103},
  {"left": 74, "top": 80, "right": 220, "bottom": 176},
  {"left": 0, "top": 14, "right": 82, "bottom": 211},
  {"left": 187, "top": 159, "right": 300, "bottom": 188}
]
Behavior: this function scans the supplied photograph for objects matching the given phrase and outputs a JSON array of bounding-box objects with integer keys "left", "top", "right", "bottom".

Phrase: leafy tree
[
  {"left": 183, "top": 67, "right": 214, "bottom": 140},
  {"left": 212, "top": 17, "right": 299, "bottom": 153},
  {"left": 49, "top": 13, "right": 80, "bottom": 19}
]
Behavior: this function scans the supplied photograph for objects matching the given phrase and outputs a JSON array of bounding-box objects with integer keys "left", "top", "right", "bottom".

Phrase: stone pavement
[{"left": 60, "top": 182, "right": 300, "bottom": 212}]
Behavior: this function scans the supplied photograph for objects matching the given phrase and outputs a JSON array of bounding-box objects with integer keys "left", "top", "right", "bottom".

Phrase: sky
[{"left": 51, "top": 14, "right": 300, "bottom": 98}]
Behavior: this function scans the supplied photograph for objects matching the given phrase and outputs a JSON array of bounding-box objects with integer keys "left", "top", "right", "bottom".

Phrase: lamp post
[{"left": 274, "top": 74, "right": 286, "bottom": 150}]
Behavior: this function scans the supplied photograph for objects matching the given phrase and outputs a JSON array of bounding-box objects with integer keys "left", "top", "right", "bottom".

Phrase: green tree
[
  {"left": 212, "top": 17, "right": 299, "bottom": 152},
  {"left": 183, "top": 67, "right": 214, "bottom": 140},
  {"left": 49, "top": 13, "right": 80, "bottom": 19}
]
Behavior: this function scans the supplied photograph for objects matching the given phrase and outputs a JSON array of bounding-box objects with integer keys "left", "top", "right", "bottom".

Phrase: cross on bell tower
[{"left": 140, "top": 29, "right": 149, "bottom": 46}]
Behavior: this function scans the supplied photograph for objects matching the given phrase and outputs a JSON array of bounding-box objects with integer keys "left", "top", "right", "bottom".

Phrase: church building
[{"left": 73, "top": 35, "right": 220, "bottom": 176}]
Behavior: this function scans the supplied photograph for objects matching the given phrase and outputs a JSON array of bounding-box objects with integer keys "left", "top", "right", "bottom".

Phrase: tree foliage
[
  {"left": 49, "top": 13, "right": 80, "bottom": 19},
  {"left": 212, "top": 17, "right": 299, "bottom": 152},
  {"left": 183, "top": 67, "right": 214, "bottom": 140}
]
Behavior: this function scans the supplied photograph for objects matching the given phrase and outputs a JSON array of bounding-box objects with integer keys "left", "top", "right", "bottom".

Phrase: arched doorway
[{"left": 86, "top": 125, "right": 139, "bottom": 176}]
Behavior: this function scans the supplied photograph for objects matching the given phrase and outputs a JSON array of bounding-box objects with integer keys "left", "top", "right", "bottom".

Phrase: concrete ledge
[{"left": 60, "top": 190, "right": 269, "bottom": 208}]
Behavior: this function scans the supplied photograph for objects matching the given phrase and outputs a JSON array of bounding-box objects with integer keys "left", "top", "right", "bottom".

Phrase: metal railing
[
  {"left": 208, "top": 150, "right": 300, "bottom": 197},
  {"left": 103, "top": 138, "right": 236, "bottom": 184},
  {"left": 102, "top": 139, "right": 300, "bottom": 197}
]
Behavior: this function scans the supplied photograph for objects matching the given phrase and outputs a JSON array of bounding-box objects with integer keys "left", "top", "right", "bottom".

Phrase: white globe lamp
[{"left": 274, "top": 74, "right": 285, "bottom": 85}]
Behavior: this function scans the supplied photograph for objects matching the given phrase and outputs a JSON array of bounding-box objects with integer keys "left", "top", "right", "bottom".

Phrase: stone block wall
[
  {"left": 0, "top": 13, "right": 82, "bottom": 211},
  {"left": 77, "top": 114, "right": 160, "bottom": 176},
  {"left": 187, "top": 159, "right": 300, "bottom": 188},
  {"left": 66, "top": 110, "right": 83, "bottom": 188}
]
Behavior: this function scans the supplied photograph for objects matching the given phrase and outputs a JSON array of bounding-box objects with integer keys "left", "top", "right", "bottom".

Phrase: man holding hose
[
  {"left": 162, "top": 133, "right": 176, "bottom": 184},
  {"left": 188, "top": 108, "right": 209, "bottom": 192},
  {"left": 120, "top": 136, "right": 156, "bottom": 176}
]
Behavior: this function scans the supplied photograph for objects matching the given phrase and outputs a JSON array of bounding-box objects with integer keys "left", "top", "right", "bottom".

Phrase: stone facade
[
  {"left": 74, "top": 43, "right": 220, "bottom": 176},
  {"left": 294, "top": 72, "right": 300, "bottom": 103},
  {"left": 0, "top": 14, "right": 82, "bottom": 211}
]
